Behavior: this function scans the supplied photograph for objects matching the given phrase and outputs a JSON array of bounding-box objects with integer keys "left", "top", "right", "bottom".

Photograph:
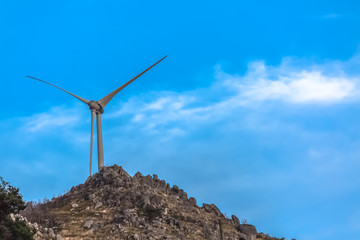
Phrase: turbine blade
[
  {"left": 90, "top": 110, "right": 95, "bottom": 176},
  {"left": 26, "top": 76, "right": 90, "bottom": 104},
  {"left": 97, "top": 55, "right": 167, "bottom": 108}
]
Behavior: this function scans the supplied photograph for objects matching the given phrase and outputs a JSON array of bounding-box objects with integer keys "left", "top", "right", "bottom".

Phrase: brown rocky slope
[{"left": 21, "top": 165, "right": 283, "bottom": 240}]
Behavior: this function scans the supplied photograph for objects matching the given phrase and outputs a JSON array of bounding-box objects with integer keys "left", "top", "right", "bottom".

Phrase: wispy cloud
[
  {"left": 105, "top": 56, "right": 360, "bottom": 137},
  {"left": 21, "top": 105, "right": 83, "bottom": 133},
  {"left": 15, "top": 56, "right": 360, "bottom": 142}
]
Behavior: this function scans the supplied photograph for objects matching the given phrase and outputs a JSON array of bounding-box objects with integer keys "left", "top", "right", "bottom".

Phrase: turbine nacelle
[{"left": 88, "top": 101, "right": 104, "bottom": 114}]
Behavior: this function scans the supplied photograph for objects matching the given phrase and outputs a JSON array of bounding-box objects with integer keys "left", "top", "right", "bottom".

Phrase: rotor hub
[{"left": 88, "top": 101, "right": 104, "bottom": 114}]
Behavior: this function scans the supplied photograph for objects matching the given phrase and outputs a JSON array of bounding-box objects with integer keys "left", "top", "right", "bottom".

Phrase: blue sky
[{"left": 1, "top": 0, "right": 360, "bottom": 239}]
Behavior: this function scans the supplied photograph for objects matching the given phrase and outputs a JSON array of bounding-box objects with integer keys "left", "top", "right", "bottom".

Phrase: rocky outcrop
[
  {"left": 21, "top": 165, "right": 280, "bottom": 240},
  {"left": 10, "top": 213, "right": 64, "bottom": 240},
  {"left": 238, "top": 224, "right": 257, "bottom": 235},
  {"left": 203, "top": 203, "right": 224, "bottom": 218}
]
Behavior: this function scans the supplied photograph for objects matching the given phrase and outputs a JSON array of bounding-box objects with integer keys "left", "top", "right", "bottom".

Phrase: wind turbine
[{"left": 27, "top": 56, "right": 167, "bottom": 176}]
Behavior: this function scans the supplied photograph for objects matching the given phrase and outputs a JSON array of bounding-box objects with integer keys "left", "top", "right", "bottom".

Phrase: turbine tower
[{"left": 27, "top": 56, "right": 167, "bottom": 176}]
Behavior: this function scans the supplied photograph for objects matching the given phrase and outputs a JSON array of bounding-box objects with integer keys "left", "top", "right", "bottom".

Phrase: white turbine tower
[{"left": 27, "top": 56, "right": 167, "bottom": 176}]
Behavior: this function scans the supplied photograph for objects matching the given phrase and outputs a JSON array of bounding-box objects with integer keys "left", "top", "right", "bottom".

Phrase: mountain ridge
[{"left": 21, "top": 165, "right": 284, "bottom": 240}]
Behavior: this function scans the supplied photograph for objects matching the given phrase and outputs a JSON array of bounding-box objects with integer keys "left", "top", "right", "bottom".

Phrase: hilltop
[{"left": 20, "top": 165, "right": 283, "bottom": 240}]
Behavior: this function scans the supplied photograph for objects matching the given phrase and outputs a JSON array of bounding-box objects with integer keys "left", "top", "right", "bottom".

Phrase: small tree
[
  {"left": 0, "top": 177, "right": 26, "bottom": 218},
  {"left": 0, "top": 177, "right": 34, "bottom": 239}
]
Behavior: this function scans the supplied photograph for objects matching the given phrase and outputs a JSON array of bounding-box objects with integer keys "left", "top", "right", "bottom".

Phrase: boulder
[
  {"left": 48, "top": 228, "right": 55, "bottom": 239},
  {"left": 55, "top": 234, "right": 64, "bottom": 240},
  {"left": 203, "top": 203, "right": 223, "bottom": 217},
  {"left": 133, "top": 172, "right": 143, "bottom": 180},
  {"left": 171, "top": 185, "right": 180, "bottom": 194},
  {"left": 95, "top": 201, "right": 103, "bottom": 209},
  {"left": 238, "top": 224, "right": 257, "bottom": 235},
  {"left": 231, "top": 215, "right": 240, "bottom": 227},
  {"left": 83, "top": 219, "right": 94, "bottom": 229},
  {"left": 189, "top": 197, "right": 197, "bottom": 207}
]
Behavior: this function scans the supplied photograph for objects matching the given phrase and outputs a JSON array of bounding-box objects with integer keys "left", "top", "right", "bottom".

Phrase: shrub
[
  {"left": 0, "top": 177, "right": 26, "bottom": 218},
  {"left": 0, "top": 216, "right": 34, "bottom": 240},
  {"left": 0, "top": 177, "right": 34, "bottom": 239}
]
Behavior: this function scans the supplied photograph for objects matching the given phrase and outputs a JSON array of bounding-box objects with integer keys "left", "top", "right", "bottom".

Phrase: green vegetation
[{"left": 0, "top": 177, "right": 34, "bottom": 240}]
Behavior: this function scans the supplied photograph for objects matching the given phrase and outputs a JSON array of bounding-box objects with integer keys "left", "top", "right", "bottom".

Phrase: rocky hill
[{"left": 20, "top": 165, "right": 283, "bottom": 240}]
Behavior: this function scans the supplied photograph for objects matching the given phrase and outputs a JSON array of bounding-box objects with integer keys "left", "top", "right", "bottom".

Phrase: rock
[
  {"left": 91, "top": 222, "right": 100, "bottom": 231},
  {"left": 179, "top": 189, "right": 188, "bottom": 199},
  {"left": 189, "top": 197, "right": 197, "bottom": 206},
  {"left": 210, "top": 204, "right": 222, "bottom": 217},
  {"left": 141, "top": 194, "right": 151, "bottom": 206},
  {"left": 36, "top": 231, "right": 43, "bottom": 238},
  {"left": 238, "top": 224, "right": 257, "bottom": 235},
  {"left": 83, "top": 219, "right": 94, "bottom": 229},
  {"left": 171, "top": 185, "right": 180, "bottom": 194},
  {"left": 158, "top": 180, "right": 167, "bottom": 191},
  {"left": 48, "top": 228, "right": 56, "bottom": 239},
  {"left": 95, "top": 201, "right": 103, "bottom": 209},
  {"left": 72, "top": 203, "right": 79, "bottom": 208},
  {"left": 203, "top": 224, "right": 217, "bottom": 240},
  {"left": 89, "top": 193, "right": 96, "bottom": 200},
  {"left": 167, "top": 217, "right": 182, "bottom": 228},
  {"left": 203, "top": 203, "right": 223, "bottom": 217},
  {"left": 238, "top": 232, "right": 249, "bottom": 240},
  {"left": 33, "top": 222, "right": 38, "bottom": 230},
  {"left": 203, "top": 203, "right": 212, "bottom": 212},
  {"left": 232, "top": 215, "right": 240, "bottom": 227},
  {"left": 123, "top": 209, "right": 132, "bottom": 218},
  {"left": 55, "top": 234, "right": 64, "bottom": 240},
  {"left": 143, "top": 175, "right": 153, "bottom": 185},
  {"left": 103, "top": 168, "right": 116, "bottom": 179},
  {"left": 132, "top": 233, "right": 140, "bottom": 240},
  {"left": 165, "top": 183, "right": 170, "bottom": 194},
  {"left": 130, "top": 216, "right": 139, "bottom": 227},
  {"left": 133, "top": 172, "right": 142, "bottom": 180}
]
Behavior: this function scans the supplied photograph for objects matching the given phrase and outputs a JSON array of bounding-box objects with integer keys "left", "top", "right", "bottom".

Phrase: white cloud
[
  {"left": 235, "top": 70, "right": 356, "bottom": 103},
  {"left": 132, "top": 114, "right": 145, "bottom": 122},
  {"left": 22, "top": 106, "right": 83, "bottom": 132},
  {"left": 106, "top": 57, "right": 360, "bottom": 135},
  {"left": 145, "top": 97, "right": 170, "bottom": 110},
  {"left": 219, "top": 58, "right": 360, "bottom": 104},
  {"left": 18, "top": 56, "right": 360, "bottom": 138}
]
